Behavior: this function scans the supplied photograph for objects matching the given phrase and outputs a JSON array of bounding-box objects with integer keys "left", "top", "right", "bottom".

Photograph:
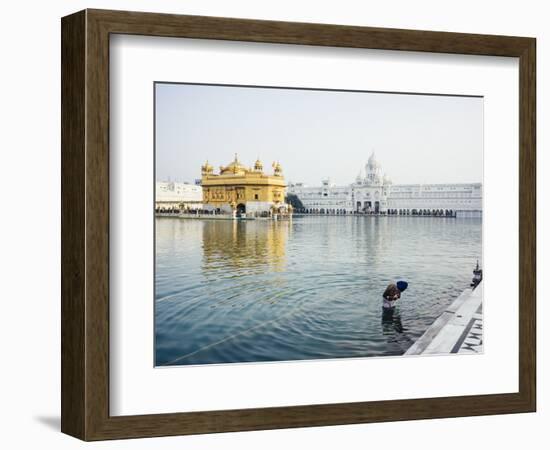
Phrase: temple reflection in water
[
  {"left": 155, "top": 215, "right": 481, "bottom": 365},
  {"left": 201, "top": 220, "right": 290, "bottom": 276}
]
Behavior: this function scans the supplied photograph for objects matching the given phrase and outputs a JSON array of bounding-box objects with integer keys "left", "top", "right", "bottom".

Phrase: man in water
[{"left": 383, "top": 281, "right": 408, "bottom": 310}]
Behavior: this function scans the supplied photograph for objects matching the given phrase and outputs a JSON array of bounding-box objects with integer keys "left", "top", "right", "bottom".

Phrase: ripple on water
[{"left": 155, "top": 216, "right": 482, "bottom": 366}]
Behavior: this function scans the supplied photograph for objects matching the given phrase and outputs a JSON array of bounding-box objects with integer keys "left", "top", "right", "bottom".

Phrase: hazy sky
[{"left": 155, "top": 83, "right": 483, "bottom": 186}]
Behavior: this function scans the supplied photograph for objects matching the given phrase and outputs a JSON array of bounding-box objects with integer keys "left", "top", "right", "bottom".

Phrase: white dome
[
  {"left": 367, "top": 152, "right": 383, "bottom": 171},
  {"left": 367, "top": 152, "right": 377, "bottom": 166}
]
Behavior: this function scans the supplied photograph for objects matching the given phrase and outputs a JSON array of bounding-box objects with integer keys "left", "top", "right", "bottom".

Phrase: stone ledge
[{"left": 405, "top": 281, "right": 483, "bottom": 356}]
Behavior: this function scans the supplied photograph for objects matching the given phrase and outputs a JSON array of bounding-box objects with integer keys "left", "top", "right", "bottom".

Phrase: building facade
[
  {"left": 352, "top": 153, "right": 392, "bottom": 213},
  {"left": 155, "top": 181, "right": 203, "bottom": 211},
  {"left": 200, "top": 155, "right": 291, "bottom": 216},
  {"left": 288, "top": 152, "right": 482, "bottom": 216},
  {"left": 387, "top": 183, "right": 482, "bottom": 215}
]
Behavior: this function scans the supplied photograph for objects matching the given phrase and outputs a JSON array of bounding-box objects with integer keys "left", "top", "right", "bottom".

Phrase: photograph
[{"left": 154, "top": 82, "right": 484, "bottom": 367}]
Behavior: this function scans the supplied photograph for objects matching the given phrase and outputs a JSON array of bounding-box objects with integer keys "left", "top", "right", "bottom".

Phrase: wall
[{"left": 0, "top": 1, "right": 546, "bottom": 449}]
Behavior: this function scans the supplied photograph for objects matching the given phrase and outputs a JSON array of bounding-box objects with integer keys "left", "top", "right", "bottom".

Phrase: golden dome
[
  {"left": 254, "top": 158, "right": 263, "bottom": 172},
  {"left": 220, "top": 154, "right": 247, "bottom": 175},
  {"left": 201, "top": 160, "right": 214, "bottom": 174},
  {"left": 273, "top": 161, "right": 283, "bottom": 175}
]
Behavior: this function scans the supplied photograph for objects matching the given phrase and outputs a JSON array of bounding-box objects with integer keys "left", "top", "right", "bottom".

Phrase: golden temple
[{"left": 200, "top": 154, "right": 291, "bottom": 217}]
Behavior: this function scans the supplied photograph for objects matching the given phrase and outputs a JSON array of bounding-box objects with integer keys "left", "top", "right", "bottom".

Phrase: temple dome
[
  {"left": 201, "top": 160, "right": 214, "bottom": 174},
  {"left": 273, "top": 161, "right": 283, "bottom": 175},
  {"left": 368, "top": 152, "right": 377, "bottom": 166},
  {"left": 254, "top": 158, "right": 263, "bottom": 172},
  {"left": 220, "top": 154, "right": 247, "bottom": 174},
  {"left": 367, "top": 152, "right": 383, "bottom": 170}
]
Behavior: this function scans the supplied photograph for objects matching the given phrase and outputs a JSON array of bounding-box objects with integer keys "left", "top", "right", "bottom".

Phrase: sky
[{"left": 155, "top": 83, "right": 483, "bottom": 186}]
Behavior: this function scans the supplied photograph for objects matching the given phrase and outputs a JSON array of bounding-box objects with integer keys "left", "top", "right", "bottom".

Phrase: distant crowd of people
[
  {"left": 155, "top": 207, "right": 212, "bottom": 215},
  {"left": 154, "top": 207, "right": 286, "bottom": 218},
  {"left": 155, "top": 206, "right": 457, "bottom": 217},
  {"left": 293, "top": 208, "right": 456, "bottom": 217}
]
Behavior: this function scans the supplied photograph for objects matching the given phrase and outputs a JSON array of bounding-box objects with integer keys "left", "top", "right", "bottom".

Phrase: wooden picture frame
[{"left": 61, "top": 9, "right": 536, "bottom": 441}]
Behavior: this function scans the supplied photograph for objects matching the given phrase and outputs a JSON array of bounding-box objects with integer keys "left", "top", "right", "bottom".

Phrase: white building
[
  {"left": 352, "top": 153, "right": 392, "bottom": 213},
  {"left": 155, "top": 181, "right": 203, "bottom": 211},
  {"left": 288, "top": 179, "right": 352, "bottom": 212},
  {"left": 288, "top": 152, "right": 482, "bottom": 216},
  {"left": 387, "top": 183, "right": 482, "bottom": 216}
]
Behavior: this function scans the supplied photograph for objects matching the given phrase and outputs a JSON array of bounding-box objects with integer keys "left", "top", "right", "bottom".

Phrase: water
[{"left": 155, "top": 216, "right": 482, "bottom": 366}]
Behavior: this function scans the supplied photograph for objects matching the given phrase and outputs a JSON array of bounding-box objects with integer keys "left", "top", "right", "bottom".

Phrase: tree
[{"left": 285, "top": 193, "right": 304, "bottom": 210}]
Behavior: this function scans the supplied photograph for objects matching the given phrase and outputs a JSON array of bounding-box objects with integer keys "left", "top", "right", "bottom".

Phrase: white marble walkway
[{"left": 405, "top": 282, "right": 483, "bottom": 356}]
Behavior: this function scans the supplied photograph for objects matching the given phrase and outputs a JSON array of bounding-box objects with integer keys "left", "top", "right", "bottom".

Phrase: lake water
[{"left": 155, "top": 216, "right": 482, "bottom": 366}]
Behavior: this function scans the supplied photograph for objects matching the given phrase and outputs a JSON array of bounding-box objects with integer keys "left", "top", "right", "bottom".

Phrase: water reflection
[
  {"left": 155, "top": 216, "right": 482, "bottom": 366},
  {"left": 381, "top": 308, "right": 404, "bottom": 333},
  {"left": 201, "top": 220, "right": 290, "bottom": 278},
  {"left": 381, "top": 307, "right": 415, "bottom": 349}
]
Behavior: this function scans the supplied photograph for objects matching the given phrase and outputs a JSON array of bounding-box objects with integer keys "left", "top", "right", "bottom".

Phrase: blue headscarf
[{"left": 396, "top": 281, "right": 408, "bottom": 292}]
